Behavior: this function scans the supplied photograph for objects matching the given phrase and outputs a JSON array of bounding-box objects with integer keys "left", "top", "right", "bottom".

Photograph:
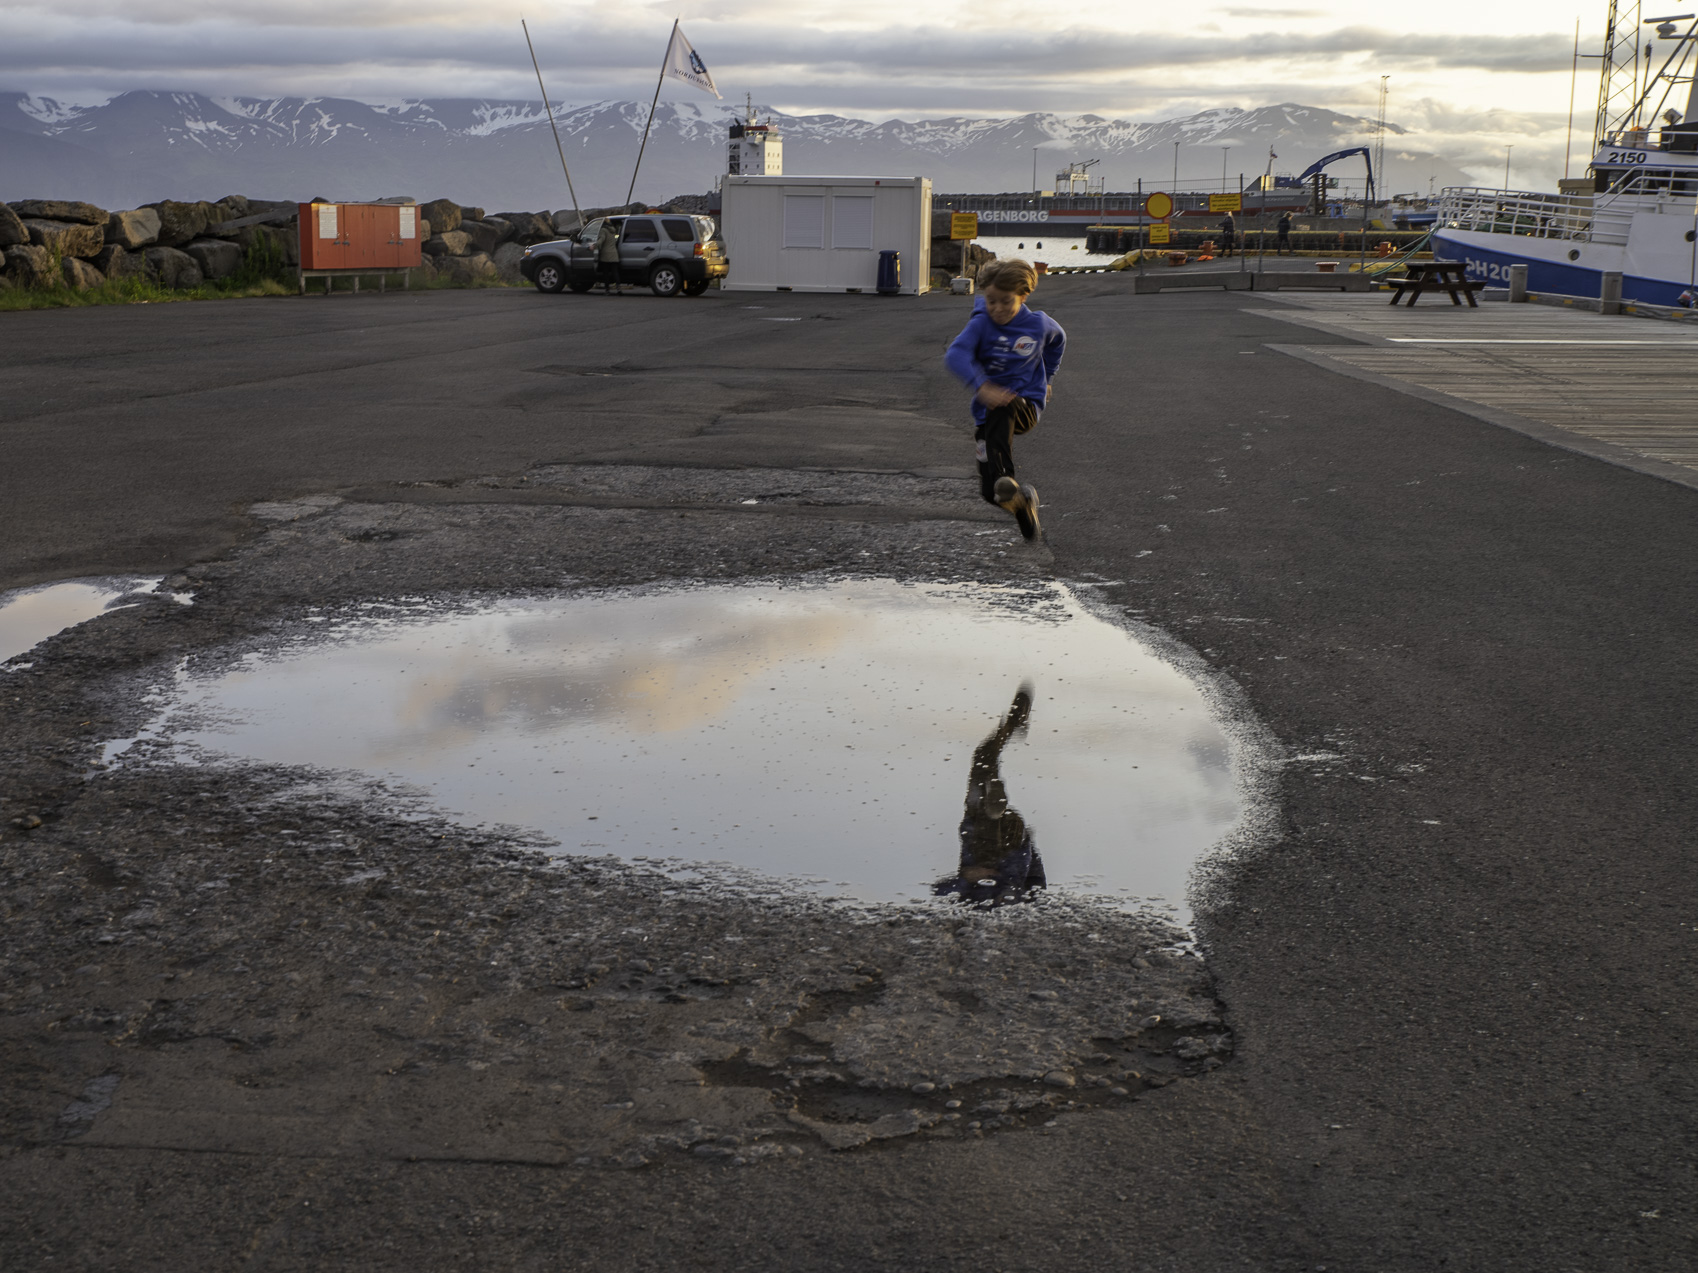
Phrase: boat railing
[{"left": 1436, "top": 186, "right": 1630, "bottom": 247}]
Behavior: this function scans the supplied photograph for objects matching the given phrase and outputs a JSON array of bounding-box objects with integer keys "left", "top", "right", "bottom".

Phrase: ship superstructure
[{"left": 727, "top": 102, "right": 782, "bottom": 178}]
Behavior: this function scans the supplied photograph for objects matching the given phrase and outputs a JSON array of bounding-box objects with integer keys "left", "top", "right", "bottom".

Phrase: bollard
[
  {"left": 1600, "top": 270, "right": 1623, "bottom": 315},
  {"left": 1508, "top": 263, "right": 1528, "bottom": 303}
]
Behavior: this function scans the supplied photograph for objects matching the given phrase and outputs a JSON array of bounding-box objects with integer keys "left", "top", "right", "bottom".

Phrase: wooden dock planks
[{"left": 1251, "top": 296, "right": 1698, "bottom": 473}]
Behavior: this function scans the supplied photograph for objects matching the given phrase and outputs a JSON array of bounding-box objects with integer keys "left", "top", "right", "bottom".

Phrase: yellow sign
[
  {"left": 1209, "top": 193, "right": 1243, "bottom": 213},
  {"left": 1144, "top": 191, "right": 1174, "bottom": 220},
  {"left": 1149, "top": 224, "right": 1171, "bottom": 244},
  {"left": 950, "top": 212, "right": 979, "bottom": 240}
]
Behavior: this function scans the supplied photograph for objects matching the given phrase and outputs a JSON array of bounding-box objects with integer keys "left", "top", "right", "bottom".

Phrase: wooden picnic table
[{"left": 1386, "top": 259, "right": 1482, "bottom": 307}]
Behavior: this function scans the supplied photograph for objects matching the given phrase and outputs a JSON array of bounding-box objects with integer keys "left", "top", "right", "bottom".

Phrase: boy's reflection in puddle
[{"left": 935, "top": 681, "right": 1047, "bottom": 906}]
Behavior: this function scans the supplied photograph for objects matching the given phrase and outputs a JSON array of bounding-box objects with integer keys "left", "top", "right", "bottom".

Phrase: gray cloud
[{"left": 0, "top": 15, "right": 1578, "bottom": 105}]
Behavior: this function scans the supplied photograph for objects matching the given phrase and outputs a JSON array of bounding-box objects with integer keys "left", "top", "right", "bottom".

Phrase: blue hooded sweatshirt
[{"left": 944, "top": 305, "right": 1067, "bottom": 426}]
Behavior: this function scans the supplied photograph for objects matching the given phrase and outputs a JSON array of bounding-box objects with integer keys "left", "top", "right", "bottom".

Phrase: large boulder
[
  {"left": 423, "top": 230, "right": 471, "bottom": 257},
  {"left": 457, "top": 205, "right": 485, "bottom": 223},
  {"left": 144, "top": 245, "right": 204, "bottom": 289},
  {"left": 24, "top": 218, "right": 105, "bottom": 258},
  {"left": 551, "top": 208, "right": 582, "bottom": 236},
  {"left": 458, "top": 218, "right": 513, "bottom": 255},
  {"left": 3, "top": 244, "right": 54, "bottom": 287},
  {"left": 203, "top": 198, "right": 249, "bottom": 236},
  {"left": 416, "top": 199, "right": 462, "bottom": 235},
  {"left": 495, "top": 211, "right": 557, "bottom": 243},
  {"left": 93, "top": 244, "right": 149, "bottom": 280},
  {"left": 214, "top": 194, "right": 251, "bottom": 218},
  {"left": 492, "top": 241, "right": 527, "bottom": 282},
  {"left": 0, "top": 203, "right": 28, "bottom": 247},
  {"left": 183, "top": 237, "right": 243, "bottom": 281},
  {"left": 441, "top": 252, "right": 496, "bottom": 285},
  {"left": 62, "top": 257, "right": 105, "bottom": 290},
  {"left": 107, "top": 207, "right": 162, "bottom": 249},
  {"left": 237, "top": 222, "right": 296, "bottom": 266},
  {"left": 143, "top": 200, "right": 211, "bottom": 247},
  {"left": 10, "top": 199, "right": 107, "bottom": 226}
]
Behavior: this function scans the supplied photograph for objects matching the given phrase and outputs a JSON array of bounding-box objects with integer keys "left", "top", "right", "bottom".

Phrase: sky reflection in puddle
[
  {"left": 0, "top": 577, "right": 165, "bottom": 664},
  {"left": 148, "top": 580, "right": 1240, "bottom": 912}
]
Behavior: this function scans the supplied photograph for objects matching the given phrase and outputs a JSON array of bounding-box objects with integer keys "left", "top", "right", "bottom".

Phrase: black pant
[
  {"left": 597, "top": 260, "right": 619, "bottom": 290},
  {"left": 1277, "top": 233, "right": 1291, "bottom": 255},
  {"left": 974, "top": 397, "right": 1040, "bottom": 503}
]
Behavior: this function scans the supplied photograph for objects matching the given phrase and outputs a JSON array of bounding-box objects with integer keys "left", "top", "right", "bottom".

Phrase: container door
[
  {"left": 347, "top": 205, "right": 378, "bottom": 270},
  {"left": 395, "top": 205, "right": 422, "bottom": 267},
  {"left": 301, "top": 202, "right": 347, "bottom": 269}
]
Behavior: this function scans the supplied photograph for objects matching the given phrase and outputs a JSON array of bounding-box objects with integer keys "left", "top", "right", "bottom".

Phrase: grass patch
[
  {"left": 0, "top": 235, "right": 521, "bottom": 311},
  {"left": 0, "top": 274, "right": 295, "bottom": 312}
]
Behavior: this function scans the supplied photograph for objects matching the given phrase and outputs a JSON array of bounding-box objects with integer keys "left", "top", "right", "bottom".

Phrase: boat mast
[{"left": 1594, "top": 0, "right": 1644, "bottom": 149}]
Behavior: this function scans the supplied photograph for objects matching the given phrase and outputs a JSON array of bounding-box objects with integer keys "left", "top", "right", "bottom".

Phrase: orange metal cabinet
[{"left": 298, "top": 203, "right": 423, "bottom": 271}]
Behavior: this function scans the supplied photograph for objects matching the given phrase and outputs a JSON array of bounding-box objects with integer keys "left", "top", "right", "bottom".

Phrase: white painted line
[{"left": 1385, "top": 337, "right": 1698, "bottom": 345}]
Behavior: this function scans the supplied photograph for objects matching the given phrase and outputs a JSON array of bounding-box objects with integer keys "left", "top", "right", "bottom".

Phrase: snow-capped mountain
[{"left": 0, "top": 91, "right": 1471, "bottom": 208}]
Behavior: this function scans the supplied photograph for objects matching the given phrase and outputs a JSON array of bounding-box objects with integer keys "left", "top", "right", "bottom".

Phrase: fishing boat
[{"left": 1433, "top": 7, "right": 1698, "bottom": 306}]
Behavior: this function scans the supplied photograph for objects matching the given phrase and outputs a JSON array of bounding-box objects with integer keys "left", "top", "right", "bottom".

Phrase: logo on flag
[{"left": 664, "top": 25, "right": 721, "bottom": 99}]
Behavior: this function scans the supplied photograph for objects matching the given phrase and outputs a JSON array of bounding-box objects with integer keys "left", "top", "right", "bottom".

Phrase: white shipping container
[{"left": 721, "top": 175, "right": 932, "bottom": 295}]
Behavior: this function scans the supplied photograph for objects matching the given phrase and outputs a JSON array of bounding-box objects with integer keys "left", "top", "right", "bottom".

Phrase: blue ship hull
[{"left": 1432, "top": 231, "right": 1693, "bottom": 307}]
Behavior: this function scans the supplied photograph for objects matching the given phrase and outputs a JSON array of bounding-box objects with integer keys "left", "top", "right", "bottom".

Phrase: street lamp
[
  {"left": 1173, "top": 139, "right": 1180, "bottom": 192},
  {"left": 1222, "top": 145, "right": 1232, "bottom": 193},
  {"left": 1504, "top": 144, "right": 1513, "bottom": 191}
]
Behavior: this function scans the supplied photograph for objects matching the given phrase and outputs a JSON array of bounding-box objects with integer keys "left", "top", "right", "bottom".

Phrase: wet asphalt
[{"left": 3, "top": 279, "right": 1697, "bottom": 1270}]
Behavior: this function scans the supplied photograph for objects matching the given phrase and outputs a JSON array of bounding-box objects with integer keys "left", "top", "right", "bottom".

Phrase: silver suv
[{"left": 520, "top": 214, "right": 728, "bottom": 297}]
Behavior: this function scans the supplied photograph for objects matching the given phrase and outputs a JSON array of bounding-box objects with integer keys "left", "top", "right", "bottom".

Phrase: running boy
[{"left": 944, "top": 259, "right": 1066, "bottom": 540}]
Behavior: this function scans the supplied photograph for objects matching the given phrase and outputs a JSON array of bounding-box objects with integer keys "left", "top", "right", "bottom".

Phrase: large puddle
[
  {"left": 0, "top": 576, "right": 166, "bottom": 664},
  {"left": 125, "top": 580, "right": 1243, "bottom": 913}
]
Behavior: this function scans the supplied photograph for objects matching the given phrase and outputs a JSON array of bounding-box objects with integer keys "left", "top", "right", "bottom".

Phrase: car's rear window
[
  {"left": 662, "top": 218, "right": 696, "bottom": 242},
  {"left": 622, "top": 219, "right": 659, "bottom": 242}
]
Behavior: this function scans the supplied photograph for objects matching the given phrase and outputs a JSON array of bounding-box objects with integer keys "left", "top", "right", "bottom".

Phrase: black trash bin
[{"left": 876, "top": 250, "right": 901, "bottom": 295}]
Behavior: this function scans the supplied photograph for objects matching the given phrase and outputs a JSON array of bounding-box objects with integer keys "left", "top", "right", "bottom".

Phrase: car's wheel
[
  {"left": 683, "top": 279, "right": 710, "bottom": 297},
  {"left": 567, "top": 279, "right": 594, "bottom": 293},
  {"left": 649, "top": 263, "right": 683, "bottom": 297},
  {"left": 533, "top": 261, "right": 566, "bottom": 293}
]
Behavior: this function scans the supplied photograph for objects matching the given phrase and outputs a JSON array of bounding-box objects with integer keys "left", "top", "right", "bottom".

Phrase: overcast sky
[{"left": 1, "top": 0, "right": 1617, "bottom": 185}]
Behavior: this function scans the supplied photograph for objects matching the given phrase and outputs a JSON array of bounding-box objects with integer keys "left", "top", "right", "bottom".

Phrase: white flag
[{"left": 663, "top": 24, "right": 721, "bottom": 99}]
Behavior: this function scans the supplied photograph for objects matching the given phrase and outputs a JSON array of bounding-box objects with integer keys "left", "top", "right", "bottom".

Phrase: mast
[
  {"left": 1372, "top": 76, "right": 1388, "bottom": 206},
  {"left": 1594, "top": 0, "right": 1644, "bottom": 149}
]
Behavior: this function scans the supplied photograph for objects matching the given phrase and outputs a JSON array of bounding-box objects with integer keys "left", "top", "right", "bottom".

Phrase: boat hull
[{"left": 1434, "top": 227, "right": 1695, "bottom": 306}]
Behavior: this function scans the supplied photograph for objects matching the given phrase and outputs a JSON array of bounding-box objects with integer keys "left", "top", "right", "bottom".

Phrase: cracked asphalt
[{"left": 3, "top": 280, "right": 1696, "bottom": 1271}]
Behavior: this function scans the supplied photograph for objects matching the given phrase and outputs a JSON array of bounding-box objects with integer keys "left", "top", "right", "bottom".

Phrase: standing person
[
  {"left": 1219, "top": 210, "right": 1237, "bottom": 257},
  {"left": 595, "top": 219, "right": 620, "bottom": 294},
  {"left": 944, "top": 259, "right": 1066, "bottom": 542},
  {"left": 1277, "top": 210, "right": 1293, "bottom": 256}
]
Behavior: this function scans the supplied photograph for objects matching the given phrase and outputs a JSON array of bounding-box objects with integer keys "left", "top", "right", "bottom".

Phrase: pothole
[
  {"left": 0, "top": 576, "right": 179, "bottom": 665},
  {"left": 105, "top": 578, "right": 1241, "bottom": 915}
]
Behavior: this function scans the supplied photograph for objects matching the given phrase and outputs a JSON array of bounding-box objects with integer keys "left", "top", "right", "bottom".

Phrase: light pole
[
  {"left": 1032, "top": 147, "right": 1038, "bottom": 195},
  {"left": 1503, "top": 144, "right": 1513, "bottom": 191},
  {"left": 1172, "top": 140, "right": 1180, "bottom": 192},
  {"left": 1222, "top": 146, "right": 1231, "bottom": 193}
]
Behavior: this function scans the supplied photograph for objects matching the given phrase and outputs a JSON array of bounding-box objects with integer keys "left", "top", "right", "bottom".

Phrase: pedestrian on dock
[
  {"left": 1219, "top": 211, "right": 1237, "bottom": 258},
  {"left": 1277, "top": 211, "right": 1293, "bottom": 256},
  {"left": 944, "top": 259, "right": 1066, "bottom": 542}
]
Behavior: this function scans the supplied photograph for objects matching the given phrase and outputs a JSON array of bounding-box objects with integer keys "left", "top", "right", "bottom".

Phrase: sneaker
[
  {"left": 992, "top": 475, "right": 1021, "bottom": 512},
  {"left": 1013, "top": 483, "right": 1041, "bottom": 541}
]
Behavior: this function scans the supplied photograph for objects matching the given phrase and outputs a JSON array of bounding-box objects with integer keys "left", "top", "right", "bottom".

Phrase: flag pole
[
  {"left": 522, "top": 19, "right": 582, "bottom": 231},
  {"left": 626, "top": 18, "right": 677, "bottom": 207}
]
